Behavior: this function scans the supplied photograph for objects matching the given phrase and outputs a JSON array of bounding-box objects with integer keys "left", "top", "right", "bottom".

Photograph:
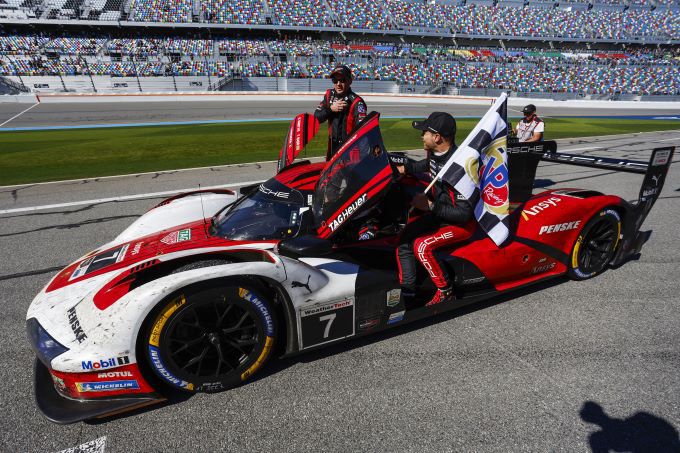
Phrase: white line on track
[
  {"left": 0, "top": 101, "right": 40, "bottom": 128},
  {"left": 654, "top": 137, "right": 680, "bottom": 142},
  {"left": 0, "top": 180, "right": 265, "bottom": 215}
]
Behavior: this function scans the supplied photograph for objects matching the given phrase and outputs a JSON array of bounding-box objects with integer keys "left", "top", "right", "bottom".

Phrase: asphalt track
[
  {"left": 0, "top": 98, "right": 679, "bottom": 128},
  {"left": 0, "top": 117, "right": 679, "bottom": 450}
]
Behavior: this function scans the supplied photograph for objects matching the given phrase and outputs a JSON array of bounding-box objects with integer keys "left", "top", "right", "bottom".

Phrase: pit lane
[{"left": 0, "top": 118, "right": 679, "bottom": 450}]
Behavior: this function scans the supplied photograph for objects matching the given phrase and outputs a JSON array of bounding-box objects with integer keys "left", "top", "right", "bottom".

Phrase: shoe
[{"left": 426, "top": 287, "right": 454, "bottom": 307}]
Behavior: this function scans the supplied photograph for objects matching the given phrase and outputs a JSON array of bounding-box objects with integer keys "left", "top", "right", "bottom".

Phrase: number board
[{"left": 299, "top": 299, "right": 355, "bottom": 349}]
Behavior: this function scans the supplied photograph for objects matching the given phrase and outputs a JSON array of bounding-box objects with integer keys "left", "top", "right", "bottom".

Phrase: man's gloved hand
[{"left": 331, "top": 100, "right": 348, "bottom": 112}]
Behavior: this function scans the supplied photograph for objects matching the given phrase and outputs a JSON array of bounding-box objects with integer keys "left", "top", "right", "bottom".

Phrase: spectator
[{"left": 515, "top": 104, "right": 544, "bottom": 142}]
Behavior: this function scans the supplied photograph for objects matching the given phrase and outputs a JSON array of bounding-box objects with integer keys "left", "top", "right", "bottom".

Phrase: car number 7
[{"left": 319, "top": 313, "right": 336, "bottom": 339}]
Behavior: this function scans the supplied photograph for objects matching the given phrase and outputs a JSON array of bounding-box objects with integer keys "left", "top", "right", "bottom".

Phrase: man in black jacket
[
  {"left": 314, "top": 65, "right": 367, "bottom": 160},
  {"left": 394, "top": 112, "right": 475, "bottom": 307}
]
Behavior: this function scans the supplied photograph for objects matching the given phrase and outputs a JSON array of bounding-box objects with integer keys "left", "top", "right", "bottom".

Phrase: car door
[{"left": 313, "top": 112, "right": 395, "bottom": 239}]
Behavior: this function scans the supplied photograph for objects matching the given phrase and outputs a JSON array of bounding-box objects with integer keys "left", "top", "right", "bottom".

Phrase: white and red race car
[{"left": 27, "top": 112, "right": 673, "bottom": 423}]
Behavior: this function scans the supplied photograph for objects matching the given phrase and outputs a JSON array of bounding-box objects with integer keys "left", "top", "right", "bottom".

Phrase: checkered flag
[{"left": 429, "top": 93, "right": 511, "bottom": 246}]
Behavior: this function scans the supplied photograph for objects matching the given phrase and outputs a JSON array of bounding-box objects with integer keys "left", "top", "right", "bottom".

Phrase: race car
[{"left": 27, "top": 111, "right": 674, "bottom": 424}]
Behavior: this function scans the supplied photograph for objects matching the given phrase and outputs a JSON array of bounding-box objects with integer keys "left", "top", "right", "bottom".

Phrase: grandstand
[{"left": 0, "top": 0, "right": 678, "bottom": 98}]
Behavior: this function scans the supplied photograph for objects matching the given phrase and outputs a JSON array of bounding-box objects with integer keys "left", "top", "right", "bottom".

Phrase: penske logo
[
  {"left": 328, "top": 193, "right": 367, "bottom": 232},
  {"left": 539, "top": 220, "right": 581, "bottom": 235}
]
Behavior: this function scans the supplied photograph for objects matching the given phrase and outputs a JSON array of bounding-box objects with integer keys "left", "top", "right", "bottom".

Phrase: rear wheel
[
  {"left": 144, "top": 283, "right": 277, "bottom": 393},
  {"left": 568, "top": 208, "right": 621, "bottom": 280}
]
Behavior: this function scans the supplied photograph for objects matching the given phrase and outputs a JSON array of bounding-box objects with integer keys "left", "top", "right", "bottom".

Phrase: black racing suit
[
  {"left": 397, "top": 145, "right": 475, "bottom": 290},
  {"left": 314, "top": 88, "right": 367, "bottom": 160}
]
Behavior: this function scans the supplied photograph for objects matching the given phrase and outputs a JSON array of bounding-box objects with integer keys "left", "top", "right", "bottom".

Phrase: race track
[
  {"left": 0, "top": 96, "right": 679, "bottom": 129},
  {"left": 0, "top": 104, "right": 679, "bottom": 451}
]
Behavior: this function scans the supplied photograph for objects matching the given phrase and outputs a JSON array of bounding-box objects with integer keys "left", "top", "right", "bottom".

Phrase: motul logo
[
  {"left": 98, "top": 371, "right": 133, "bottom": 378},
  {"left": 539, "top": 220, "right": 581, "bottom": 235}
]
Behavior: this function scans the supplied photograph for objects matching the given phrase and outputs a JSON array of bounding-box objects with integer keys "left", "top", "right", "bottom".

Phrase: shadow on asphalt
[{"left": 580, "top": 401, "right": 680, "bottom": 452}]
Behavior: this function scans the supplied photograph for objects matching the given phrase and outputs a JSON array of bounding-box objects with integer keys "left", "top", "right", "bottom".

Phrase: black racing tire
[
  {"left": 568, "top": 208, "right": 621, "bottom": 281},
  {"left": 144, "top": 282, "right": 277, "bottom": 393}
]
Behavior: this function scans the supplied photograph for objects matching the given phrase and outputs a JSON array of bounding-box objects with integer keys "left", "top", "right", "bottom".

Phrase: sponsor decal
[
  {"left": 652, "top": 149, "right": 671, "bottom": 166},
  {"left": 539, "top": 220, "right": 581, "bottom": 235},
  {"left": 76, "top": 380, "right": 139, "bottom": 392},
  {"left": 521, "top": 196, "right": 562, "bottom": 221},
  {"left": 386, "top": 289, "right": 401, "bottom": 307},
  {"left": 642, "top": 187, "right": 657, "bottom": 198},
  {"left": 328, "top": 193, "right": 368, "bottom": 232},
  {"left": 259, "top": 184, "right": 290, "bottom": 199},
  {"left": 148, "top": 345, "right": 194, "bottom": 390},
  {"left": 479, "top": 145, "right": 509, "bottom": 215},
  {"left": 357, "top": 103, "right": 366, "bottom": 114},
  {"left": 160, "top": 229, "right": 192, "bottom": 245},
  {"left": 98, "top": 370, "right": 133, "bottom": 378},
  {"left": 508, "top": 144, "right": 545, "bottom": 154},
  {"left": 299, "top": 298, "right": 355, "bottom": 349},
  {"left": 51, "top": 375, "right": 66, "bottom": 392},
  {"left": 307, "top": 194, "right": 313, "bottom": 206},
  {"left": 387, "top": 310, "right": 405, "bottom": 325},
  {"left": 238, "top": 288, "right": 274, "bottom": 336},
  {"left": 71, "top": 244, "right": 131, "bottom": 281},
  {"left": 198, "top": 382, "right": 225, "bottom": 392},
  {"left": 241, "top": 336, "right": 274, "bottom": 381},
  {"left": 67, "top": 306, "right": 87, "bottom": 343},
  {"left": 417, "top": 231, "right": 454, "bottom": 278},
  {"left": 462, "top": 276, "right": 485, "bottom": 285},
  {"left": 301, "top": 299, "right": 353, "bottom": 317},
  {"left": 531, "top": 262, "right": 556, "bottom": 274},
  {"left": 150, "top": 295, "right": 186, "bottom": 347},
  {"left": 131, "top": 242, "right": 142, "bottom": 255},
  {"left": 358, "top": 318, "right": 380, "bottom": 331},
  {"left": 81, "top": 356, "right": 130, "bottom": 370}
]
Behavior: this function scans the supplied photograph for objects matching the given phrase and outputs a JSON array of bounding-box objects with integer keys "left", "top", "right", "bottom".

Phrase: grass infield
[{"left": 1, "top": 117, "right": 678, "bottom": 185}]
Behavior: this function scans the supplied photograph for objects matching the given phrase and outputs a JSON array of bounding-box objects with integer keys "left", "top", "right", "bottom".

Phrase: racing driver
[
  {"left": 395, "top": 112, "right": 475, "bottom": 307},
  {"left": 314, "top": 65, "right": 368, "bottom": 160}
]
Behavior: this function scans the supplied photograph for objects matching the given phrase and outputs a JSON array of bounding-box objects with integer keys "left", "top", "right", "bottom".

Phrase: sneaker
[{"left": 426, "top": 287, "right": 454, "bottom": 307}]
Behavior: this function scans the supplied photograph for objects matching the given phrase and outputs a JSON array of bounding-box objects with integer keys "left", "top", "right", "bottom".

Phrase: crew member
[
  {"left": 314, "top": 65, "right": 367, "bottom": 160},
  {"left": 515, "top": 104, "right": 544, "bottom": 142},
  {"left": 395, "top": 112, "right": 475, "bottom": 307}
]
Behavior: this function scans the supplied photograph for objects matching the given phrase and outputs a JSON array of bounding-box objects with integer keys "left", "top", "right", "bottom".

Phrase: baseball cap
[
  {"left": 523, "top": 104, "right": 536, "bottom": 115},
  {"left": 330, "top": 65, "right": 353, "bottom": 81},
  {"left": 412, "top": 112, "right": 456, "bottom": 137}
]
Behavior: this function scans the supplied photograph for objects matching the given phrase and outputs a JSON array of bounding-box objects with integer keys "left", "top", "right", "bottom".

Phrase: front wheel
[
  {"left": 144, "top": 283, "right": 277, "bottom": 393},
  {"left": 568, "top": 208, "right": 621, "bottom": 280}
]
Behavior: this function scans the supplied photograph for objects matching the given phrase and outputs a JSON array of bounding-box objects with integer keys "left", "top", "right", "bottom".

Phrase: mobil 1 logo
[{"left": 299, "top": 299, "right": 355, "bottom": 349}]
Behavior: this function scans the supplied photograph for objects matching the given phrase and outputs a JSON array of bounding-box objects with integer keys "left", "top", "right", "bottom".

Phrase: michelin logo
[
  {"left": 149, "top": 346, "right": 194, "bottom": 390},
  {"left": 76, "top": 380, "right": 139, "bottom": 392}
]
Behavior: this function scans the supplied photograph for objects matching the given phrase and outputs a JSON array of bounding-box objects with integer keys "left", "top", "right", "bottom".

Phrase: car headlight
[{"left": 26, "top": 318, "right": 69, "bottom": 367}]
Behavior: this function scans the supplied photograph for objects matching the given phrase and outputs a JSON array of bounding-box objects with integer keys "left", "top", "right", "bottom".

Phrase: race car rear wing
[{"left": 508, "top": 141, "right": 675, "bottom": 264}]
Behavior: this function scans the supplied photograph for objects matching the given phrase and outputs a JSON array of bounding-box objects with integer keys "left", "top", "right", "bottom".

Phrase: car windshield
[{"left": 212, "top": 184, "right": 307, "bottom": 241}]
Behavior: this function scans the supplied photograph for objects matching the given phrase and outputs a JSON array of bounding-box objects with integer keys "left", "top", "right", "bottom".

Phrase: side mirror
[{"left": 277, "top": 235, "right": 333, "bottom": 258}]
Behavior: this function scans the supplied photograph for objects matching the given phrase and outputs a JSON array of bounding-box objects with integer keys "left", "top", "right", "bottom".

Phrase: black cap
[
  {"left": 412, "top": 112, "right": 456, "bottom": 137},
  {"left": 523, "top": 104, "right": 536, "bottom": 115},
  {"left": 330, "top": 65, "right": 353, "bottom": 81}
]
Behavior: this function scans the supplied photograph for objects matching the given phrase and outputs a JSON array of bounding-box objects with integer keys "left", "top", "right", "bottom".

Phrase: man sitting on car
[{"left": 394, "top": 112, "right": 476, "bottom": 307}]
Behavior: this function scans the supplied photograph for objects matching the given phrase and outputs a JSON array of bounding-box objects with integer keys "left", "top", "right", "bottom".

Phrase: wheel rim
[
  {"left": 164, "top": 296, "right": 261, "bottom": 379},
  {"left": 579, "top": 219, "right": 617, "bottom": 274}
]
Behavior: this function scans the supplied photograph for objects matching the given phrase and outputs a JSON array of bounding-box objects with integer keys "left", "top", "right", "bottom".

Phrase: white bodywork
[{"left": 27, "top": 192, "right": 362, "bottom": 374}]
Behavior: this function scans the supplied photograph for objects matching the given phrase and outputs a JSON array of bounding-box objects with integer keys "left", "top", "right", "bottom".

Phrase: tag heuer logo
[
  {"left": 178, "top": 229, "right": 191, "bottom": 241},
  {"left": 161, "top": 229, "right": 192, "bottom": 245}
]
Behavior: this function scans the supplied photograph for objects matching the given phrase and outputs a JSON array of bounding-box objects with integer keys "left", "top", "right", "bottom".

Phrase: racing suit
[
  {"left": 314, "top": 89, "right": 367, "bottom": 160},
  {"left": 515, "top": 114, "right": 544, "bottom": 142},
  {"left": 396, "top": 145, "right": 475, "bottom": 291}
]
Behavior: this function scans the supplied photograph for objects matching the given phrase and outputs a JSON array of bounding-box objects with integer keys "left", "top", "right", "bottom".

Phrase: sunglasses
[{"left": 332, "top": 78, "right": 348, "bottom": 84}]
